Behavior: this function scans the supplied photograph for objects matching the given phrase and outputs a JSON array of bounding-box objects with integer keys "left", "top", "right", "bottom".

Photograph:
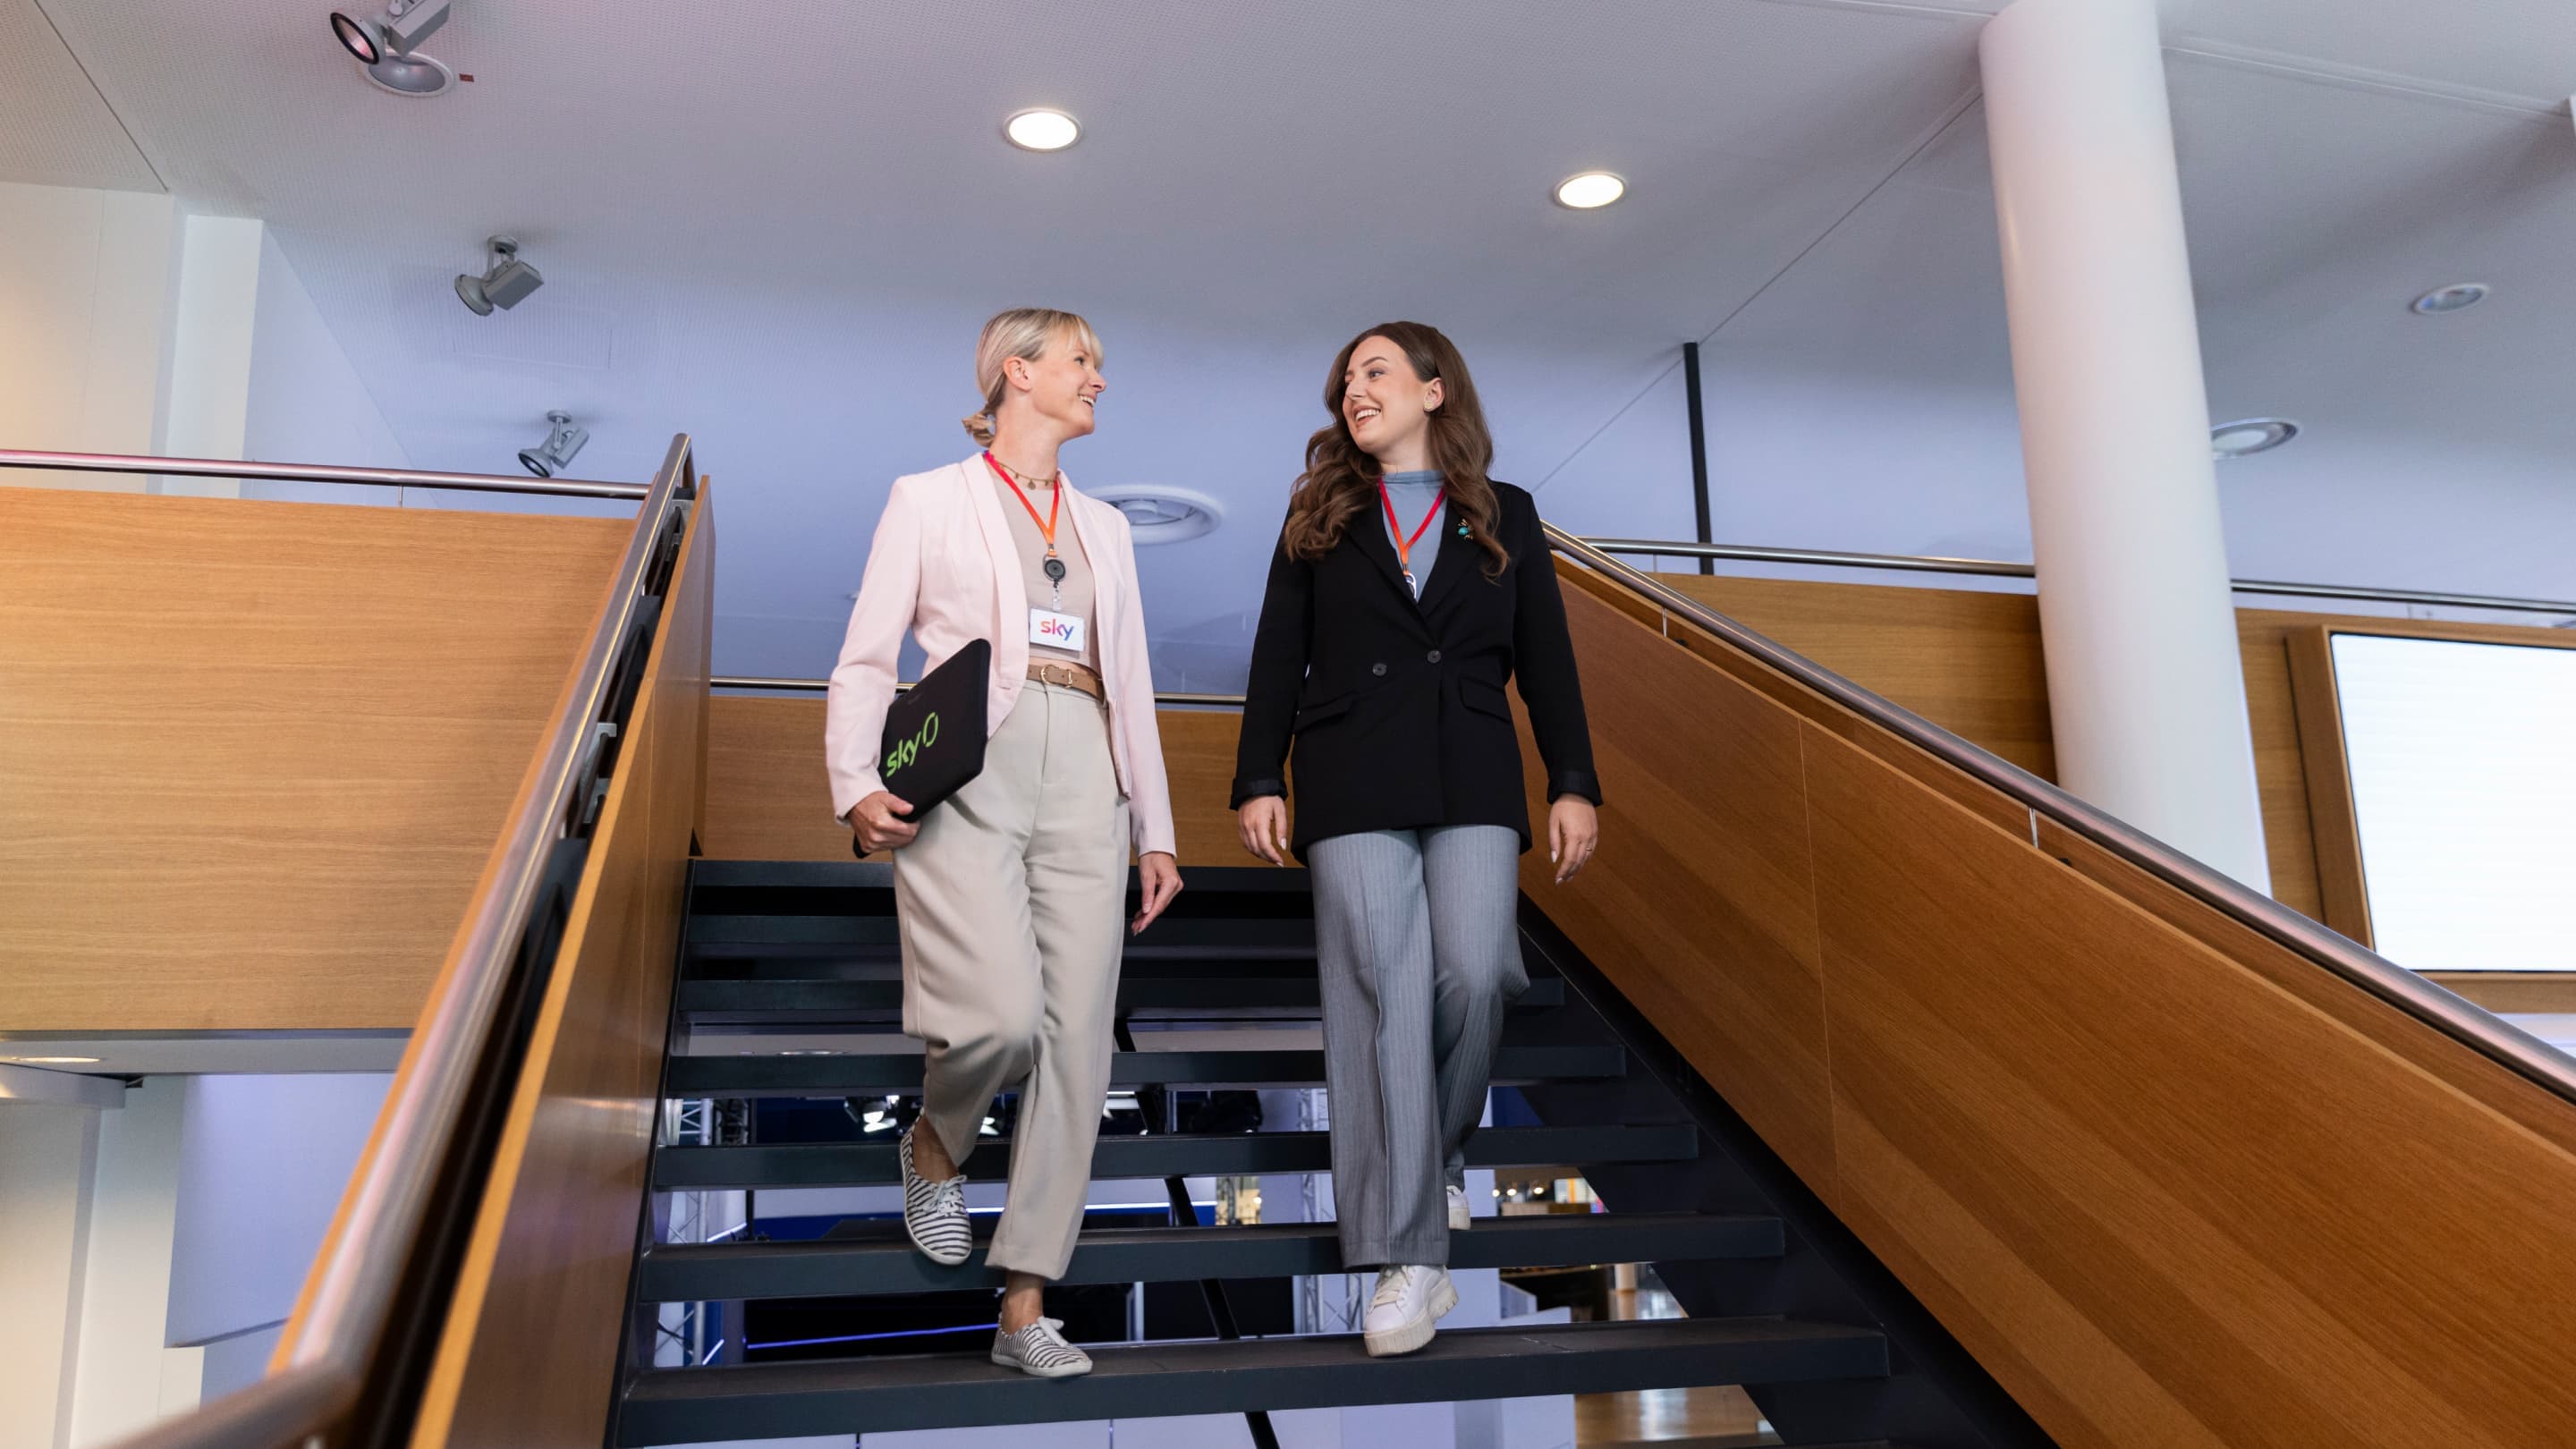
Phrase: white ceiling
[{"left": 6, "top": 0, "right": 2575, "bottom": 686}]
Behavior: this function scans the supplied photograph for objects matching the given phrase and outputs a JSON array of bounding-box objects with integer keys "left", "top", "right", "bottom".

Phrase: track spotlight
[
  {"left": 455, "top": 236, "right": 543, "bottom": 315},
  {"left": 330, "top": 0, "right": 448, "bottom": 65},
  {"left": 518, "top": 411, "right": 588, "bottom": 478}
]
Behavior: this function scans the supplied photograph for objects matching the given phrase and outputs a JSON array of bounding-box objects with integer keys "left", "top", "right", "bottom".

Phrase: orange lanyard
[
  {"left": 1378, "top": 479, "right": 1445, "bottom": 593},
  {"left": 984, "top": 451, "right": 1062, "bottom": 556}
]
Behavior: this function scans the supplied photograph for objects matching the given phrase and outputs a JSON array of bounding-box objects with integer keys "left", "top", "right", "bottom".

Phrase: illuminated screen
[{"left": 2331, "top": 633, "right": 2576, "bottom": 973}]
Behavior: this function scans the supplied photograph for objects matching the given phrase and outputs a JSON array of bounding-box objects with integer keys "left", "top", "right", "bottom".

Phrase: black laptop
[{"left": 854, "top": 638, "right": 991, "bottom": 857}]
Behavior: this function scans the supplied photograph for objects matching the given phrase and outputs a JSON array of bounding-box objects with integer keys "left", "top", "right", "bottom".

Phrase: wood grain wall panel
[
  {"left": 1801, "top": 721, "right": 2576, "bottom": 1449},
  {"left": 0, "top": 487, "right": 631, "bottom": 1030},
  {"left": 2283, "top": 627, "right": 2374, "bottom": 945},
  {"left": 1512, "top": 585, "right": 1839, "bottom": 1190},
  {"left": 408, "top": 496, "right": 712, "bottom": 1449},
  {"left": 701, "top": 695, "right": 843, "bottom": 860},
  {"left": 700, "top": 695, "right": 1254, "bottom": 868},
  {"left": 1659, "top": 573, "right": 2058, "bottom": 781}
]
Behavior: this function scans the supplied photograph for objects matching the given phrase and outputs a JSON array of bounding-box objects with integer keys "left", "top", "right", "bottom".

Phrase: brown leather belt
[{"left": 1026, "top": 660, "right": 1105, "bottom": 700}]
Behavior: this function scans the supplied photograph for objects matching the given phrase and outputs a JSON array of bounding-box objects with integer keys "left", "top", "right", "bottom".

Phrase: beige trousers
[{"left": 893, "top": 681, "right": 1130, "bottom": 1279}]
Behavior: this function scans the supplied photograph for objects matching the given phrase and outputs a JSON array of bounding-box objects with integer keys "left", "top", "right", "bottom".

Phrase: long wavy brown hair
[{"left": 1283, "top": 321, "right": 1511, "bottom": 580}]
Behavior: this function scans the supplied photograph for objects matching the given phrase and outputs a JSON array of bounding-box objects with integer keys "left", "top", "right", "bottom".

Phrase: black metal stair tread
[
  {"left": 687, "top": 913, "right": 1319, "bottom": 949},
  {"left": 691, "top": 859, "right": 1314, "bottom": 893},
  {"left": 665, "top": 1043, "right": 1623, "bottom": 1096},
  {"left": 653, "top": 1123, "right": 1696, "bottom": 1190},
  {"left": 615, "top": 1317, "right": 1886, "bottom": 1445},
  {"left": 681, "top": 974, "right": 1563, "bottom": 1019},
  {"left": 636, "top": 1210, "right": 1781, "bottom": 1301}
]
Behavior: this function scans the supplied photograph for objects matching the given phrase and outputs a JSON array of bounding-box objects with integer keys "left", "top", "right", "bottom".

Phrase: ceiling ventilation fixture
[
  {"left": 1004, "top": 108, "right": 1081, "bottom": 152},
  {"left": 2210, "top": 418, "right": 2298, "bottom": 460},
  {"left": 1554, "top": 171, "right": 1626, "bottom": 209},
  {"left": 1089, "top": 484, "right": 1223, "bottom": 545},
  {"left": 519, "top": 411, "right": 589, "bottom": 478},
  {"left": 455, "top": 236, "right": 543, "bottom": 315},
  {"left": 330, "top": 0, "right": 456, "bottom": 97},
  {"left": 2410, "top": 283, "right": 2490, "bottom": 315}
]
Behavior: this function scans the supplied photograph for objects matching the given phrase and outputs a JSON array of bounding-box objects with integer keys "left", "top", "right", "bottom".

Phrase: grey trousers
[
  {"left": 1307, "top": 825, "right": 1528, "bottom": 1267},
  {"left": 893, "top": 682, "right": 1130, "bottom": 1280}
]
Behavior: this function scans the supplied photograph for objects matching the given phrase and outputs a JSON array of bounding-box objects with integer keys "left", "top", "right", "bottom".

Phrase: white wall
[
  {"left": 241, "top": 228, "right": 411, "bottom": 504},
  {"left": 0, "top": 181, "right": 177, "bottom": 491},
  {"left": 167, "top": 1074, "right": 391, "bottom": 1350}
]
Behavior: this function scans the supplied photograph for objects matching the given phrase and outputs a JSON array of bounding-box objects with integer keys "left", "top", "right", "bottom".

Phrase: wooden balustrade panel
[
  {"left": 0, "top": 487, "right": 631, "bottom": 1030},
  {"left": 1512, "top": 583, "right": 1838, "bottom": 1189},
  {"left": 701, "top": 693, "right": 1254, "bottom": 868},
  {"left": 405, "top": 496, "right": 713, "bottom": 1449},
  {"left": 1537, "top": 560, "right": 2576, "bottom": 1449}
]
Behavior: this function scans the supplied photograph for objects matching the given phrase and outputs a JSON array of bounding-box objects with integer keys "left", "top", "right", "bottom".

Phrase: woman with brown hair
[{"left": 1231, "top": 321, "right": 1600, "bottom": 1357}]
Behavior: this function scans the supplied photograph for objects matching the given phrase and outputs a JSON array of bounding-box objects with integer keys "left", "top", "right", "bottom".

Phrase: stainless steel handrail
[
  {"left": 0, "top": 447, "right": 648, "bottom": 501},
  {"left": 1546, "top": 524, "right": 2576, "bottom": 1105},
  {"left": 105, "top": 436, "right": 695, "bottom": 1449},
  {"left": 1586, "top": 537, "right": 2576, "bottom": 619},
  {"left": 712, "top": 674, "right": 1249, "bottom": 708}
]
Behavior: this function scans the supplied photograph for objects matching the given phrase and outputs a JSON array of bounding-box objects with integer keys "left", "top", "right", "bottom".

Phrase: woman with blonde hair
[
  {"left": 826, "top": 307, "right": 1182, "bottom": 1377},
  {"left": 1232, "top": 320, "right": 1599, "bottom": 1358}
]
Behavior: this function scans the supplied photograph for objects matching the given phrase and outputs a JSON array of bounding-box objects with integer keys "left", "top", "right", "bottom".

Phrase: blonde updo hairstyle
[{"left": 962, "top": 307, "right": 1106, "bottom": 446}]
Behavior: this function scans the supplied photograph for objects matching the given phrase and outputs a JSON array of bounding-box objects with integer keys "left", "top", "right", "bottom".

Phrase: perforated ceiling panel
[
  {"left": 21, "top": 0, "right": 2576, "bottom": 683},
  {"left": 0, "top": 0, "right": 158, "bottom": 191}
]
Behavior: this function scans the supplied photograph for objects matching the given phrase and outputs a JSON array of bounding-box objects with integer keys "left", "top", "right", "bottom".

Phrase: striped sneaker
[
  {"left": 991, "top": 1317, "right": 1092, "bottom": 1378},
  {"left": 898, "top": 1124, "right": 971, "bottom": 1266}
]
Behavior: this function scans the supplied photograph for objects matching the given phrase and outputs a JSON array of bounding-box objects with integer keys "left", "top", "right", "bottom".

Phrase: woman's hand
[
  {"left": 1237, "top": 797, "right": 1290, "bottom": 866},
  {"left": 1548, "top": 797, "right": 1600, "bottom": 885},
  {"left": 849, "top": 791, "right": 919, "bottom": 854},
  {"left": 1133, "top": 852, "right": 1183, "bottom": 935}
]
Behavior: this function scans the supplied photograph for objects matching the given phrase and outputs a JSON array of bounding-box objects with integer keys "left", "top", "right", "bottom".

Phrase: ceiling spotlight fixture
[
  {"left": 2410, "top": 283, "right": 2490, "bottom": 315},
  {"left": 1554, "top": 171, "right": 1627, "bottom": 209},
  {"left": 2210, "top": 418, "right": 2299, "bottom": 459},
  {"left": 330, "top": 0, "right": 445, "bottom": 64},
  {"left": 1004, "top": 108, "right": 1081, "bottom": 152},
  {"left": 331, "top": 0, "right": 454, "bottom": 95},
  {"left": 518, "top": 411, "right": 589, "bottom": 478},
  {"left": 0, "top": 1055, "right": 104, "bottom": 1065},
  {"left": 455, "top": 236, "right": 542, "bottom": 315}
]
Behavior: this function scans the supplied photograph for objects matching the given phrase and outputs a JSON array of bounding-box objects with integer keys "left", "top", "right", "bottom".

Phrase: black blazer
[{"left": 1231, "top": 480, "right": 1599, "bottom": 860}]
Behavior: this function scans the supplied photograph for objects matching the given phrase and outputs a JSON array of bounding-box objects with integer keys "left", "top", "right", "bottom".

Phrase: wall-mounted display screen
[{"left": 2331, "top": 633, "right": 2576, "bottom": 973}]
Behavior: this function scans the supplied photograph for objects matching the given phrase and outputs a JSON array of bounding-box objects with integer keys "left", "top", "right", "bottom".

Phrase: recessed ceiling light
[
  {"left": 0, "top": 1055, "right": 103, "bottom": 1065},
  {"left": 1004, "top": 108, "right": 1081, "bottom": 153},
  {"left": 2211, "top": 418, "right": 2299, "bottom": 459},
  {"left": 1091, "top": 485, "right": 1224, "bottom": 545},
  {"left": 1554, "top": 172, "right": 1626, "bottom": 209},
  {"left": 2411, "top": 283, "right": 2489, "bottom": 315}
]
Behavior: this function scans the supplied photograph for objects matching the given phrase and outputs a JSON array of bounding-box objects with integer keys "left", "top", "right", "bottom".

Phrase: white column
[
  {"left": 1980, "top": 0, "right": 2273, "bottom": 892},
  {"left": 0, "top": 1091, "right": 106, "bottom": 1449},
  {"left": 155, "top": 214, "right": 266, "bottom": 497},
  {"left": 69, "top": 1078, "right": 202, "bottom": 1448}
]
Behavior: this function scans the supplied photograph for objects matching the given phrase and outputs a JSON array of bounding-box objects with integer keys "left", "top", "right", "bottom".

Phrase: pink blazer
[{"left": 825, "top": 455, "right": 1178, "bottom": 859}]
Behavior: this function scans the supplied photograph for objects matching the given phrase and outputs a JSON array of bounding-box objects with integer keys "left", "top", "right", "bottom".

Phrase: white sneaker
[
  {"left": 898, "top": 1125, "right": 971, "bottom": 1266},
  {"left": 992, "top": 1317, "right": 1093, "bottom": 1377},
  {"left": 1446, "top": 1185, "right": 1472, "bottom": 1231},
  {"left": 1363, "top": 1265, "right": 1457, "bottom": 1358}
]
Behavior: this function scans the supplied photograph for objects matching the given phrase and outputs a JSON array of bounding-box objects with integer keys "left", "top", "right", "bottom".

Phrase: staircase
[{"left": 612, "top": 860, "right": 2042, "bottom": 1448}]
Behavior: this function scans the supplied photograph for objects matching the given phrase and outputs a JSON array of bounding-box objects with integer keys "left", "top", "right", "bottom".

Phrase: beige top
[{"left": 993, "top": 471, "right": 1099, "bottom": 671}]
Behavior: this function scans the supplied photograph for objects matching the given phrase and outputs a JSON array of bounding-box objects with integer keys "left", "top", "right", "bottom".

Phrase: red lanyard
[
  {"left": 985, "top": 451, "right": 1061, "bottom": 555},
  {"left": 1378, "top": 479, "right": 1445, "bottom": 590}
]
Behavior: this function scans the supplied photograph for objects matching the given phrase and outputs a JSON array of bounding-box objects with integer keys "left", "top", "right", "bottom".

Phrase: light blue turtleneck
[{"left": 1379, "top": 469, "right": 1446, "bottom": 597}]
